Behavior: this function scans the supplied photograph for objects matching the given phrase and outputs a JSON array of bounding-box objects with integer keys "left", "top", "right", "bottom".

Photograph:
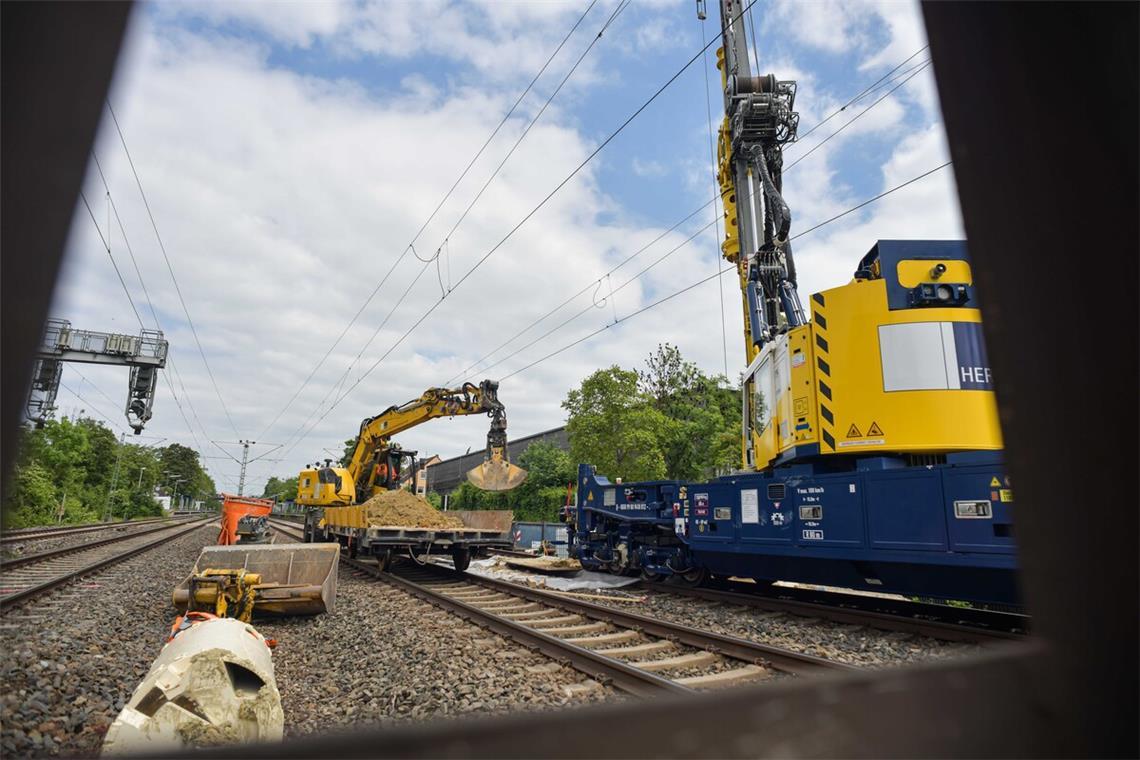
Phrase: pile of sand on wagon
[{"left": 361, "top": 489, "right": 465, "bottom": 529}]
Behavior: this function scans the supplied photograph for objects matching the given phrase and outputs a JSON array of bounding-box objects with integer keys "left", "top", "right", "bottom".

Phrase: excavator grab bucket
[
  {"left": 467, "top": 448, "right": 528, "bottom": 492},
  {"left": 173, "top": 543, "right": 340, "bottom": 617}
]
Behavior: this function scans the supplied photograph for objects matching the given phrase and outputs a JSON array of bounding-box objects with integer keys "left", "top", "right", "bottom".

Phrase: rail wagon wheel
[
  {"left": 678, "top": 567, "right": 707, "bottom": 586},
  {"left": 640, "top": 568, "right": 665, "bottom": 583},
  {"left": 374, "top": 549, "right": 391, "bottom": 573},
  {"left": 452, "top": 547, "right": 471, "bottom": 573}
]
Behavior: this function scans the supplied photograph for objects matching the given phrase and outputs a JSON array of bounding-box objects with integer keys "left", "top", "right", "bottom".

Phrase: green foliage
[
  {"left": 157, "top": 443, "right": 215, "bottom": 502},
  {"left": 262, "top": 475, "right": 299, "bottom": 501},
  {"left": 563, "top": 366, "right": 671, "bottom": 482},
  {"left": 439, "top": 441, "right": 575, "bottom": 522},
  {"left": 341, "top": 438, "right": 356, "bottom": 465},
  {"left": 1, "top": 417, "right": 199, "bottom": 528},
  {"left": 562, "top": 345, "right": 740, "bottom": 483},
  {"left": 637, "top": 344, "right": 740, "bottom": 479}
]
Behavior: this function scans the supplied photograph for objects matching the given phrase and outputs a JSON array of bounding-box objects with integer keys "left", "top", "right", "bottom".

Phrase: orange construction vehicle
[{"left": 216, "top": 493, "right": 274, "bottom": 545}]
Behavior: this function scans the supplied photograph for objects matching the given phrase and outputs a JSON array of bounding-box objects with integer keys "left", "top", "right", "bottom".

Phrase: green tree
[
  {"left": 157, "top": 443, "right": 214, "bottom": 503},
  {"left": 262, "top": 475, "right": 300, "bottom": 502},
  {"left": 441, "top": 441, "right": 576, "bottom": 521},
  {"left": 637, "top": 344, "right": 739, "bottom": 479},
  {"left": 340, "top": 438, "right": 356, "bottom": 465},
  {"left": 563, "top": 367, "right": 671, "bottom": 482},
  {"left": 4, "top": 461, "right": 58, "bottom": 528}
]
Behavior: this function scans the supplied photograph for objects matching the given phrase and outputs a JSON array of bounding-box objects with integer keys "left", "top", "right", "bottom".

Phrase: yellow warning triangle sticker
[
  {"left": 990, "top": 476, "right": 1001, "bottom": 487},
  {"left": 867, "top": 421, "right": 884, "bottom": 436},
  {"left": 847, "top": 424, "right": 862, "bottom": 437},
  {"left": 587, "top": 491, "right": 594, "bottom": 501}
]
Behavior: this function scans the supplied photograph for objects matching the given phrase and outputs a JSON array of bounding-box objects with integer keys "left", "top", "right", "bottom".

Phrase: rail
[
  {"left": 0, "top": 514, "right": 199, "bottom": 545},
  {"left": 649, "top": 579, "right": 1028, "bottom": 644},
  {"left": 268, "top": 519, "right": 851, "bottom": 695},
  {"left": 0, "top": 515, "right": 214, "bottom": 608}
]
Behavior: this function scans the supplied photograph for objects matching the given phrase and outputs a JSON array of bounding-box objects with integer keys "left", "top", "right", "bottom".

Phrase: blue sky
[{"left": 52, "top": 0, "right": 961, "bottom": 493}]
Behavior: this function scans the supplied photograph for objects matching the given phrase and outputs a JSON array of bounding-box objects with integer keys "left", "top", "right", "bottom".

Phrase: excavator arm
[{"left": 343, "top": 379, "right": 526, "bottom": 502}]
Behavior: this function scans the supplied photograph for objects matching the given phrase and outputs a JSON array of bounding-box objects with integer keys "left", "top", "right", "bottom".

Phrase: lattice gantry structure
[{"left": 27, "top": 318, "right": 169, "bottom": 434}]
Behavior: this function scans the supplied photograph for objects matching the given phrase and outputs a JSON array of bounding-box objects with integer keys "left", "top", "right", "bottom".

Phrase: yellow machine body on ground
[
  {"left": 296, "top": 379, "right": 526, "bottom": 510},
  {"left": 744, "top": 262, "right": 1003, "bottom": 471},
  {"left": 711, "top": 46, "right": 1001, "bottom": 472}
]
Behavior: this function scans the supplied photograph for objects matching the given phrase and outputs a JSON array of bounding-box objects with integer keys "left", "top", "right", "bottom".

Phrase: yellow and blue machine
[{"left": 568, "top": 0, "right": 1016, "bottom": 605}]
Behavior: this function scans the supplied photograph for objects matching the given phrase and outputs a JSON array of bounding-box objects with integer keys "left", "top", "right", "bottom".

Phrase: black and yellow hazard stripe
[{"left": 812, "top": 293, "right": 836, "bottom": 452}]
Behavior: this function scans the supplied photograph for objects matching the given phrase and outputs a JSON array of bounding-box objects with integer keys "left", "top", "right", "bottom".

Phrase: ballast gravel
[
  {"left": 0, "top": 523, "right": 215, "bottom": 758},
  {"left": 0, "top": 529, "right": 616, "bottom": 758},
  {"left": 585, "top": 587, "right": 982, "bottom": 667},
  {"left": 0, "top": 520, "right": 183, "bottom": 561},
  {"left": 255, "top": 563, "right": 616, "bottom": 739}
]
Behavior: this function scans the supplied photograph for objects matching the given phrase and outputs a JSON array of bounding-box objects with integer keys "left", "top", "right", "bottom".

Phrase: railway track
[
  {"left": 268, "top": 519, "right": 852, "bottom": 696},
  {"left": 0, "top": 515, "right": 214, "bottom": 608},
  {"left": 0, "top": 514, "right": 199, "bottom": 546},
  {"left": 645, "top": 579, "right": 1028, "bottom": 644}
]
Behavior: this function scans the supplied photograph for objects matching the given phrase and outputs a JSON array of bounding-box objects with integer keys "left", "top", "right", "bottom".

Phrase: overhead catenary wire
[
  {"left": 86, "top": 150, "right": 213, "bottom": 455},
  {"left": 430, "top": 0, "right": 632, "bottom": 250},
  {"left": 106, "top": 101, "right": 242, "bottom": 439},
  {"left": 446, "top": 44, "right": 931, "bottom": 390},
  {"left": 442, "top": 199, "right": 716, "bottom": 386},
  {"left": 784, "top": 60, "right": 932, "bottom": 172},
  {"left": 794, "top": 45, "right": 929, "bottom": 145},
  {"left": 279, "top": 0, "right": 767, "bottom": 460},
  {"left": 256, "top": 0, "right": 602, "bottom": 441},
  {"left": 281, "top": 0, "right": 637, "bottom": 439},
  {"left": 499, "top": 160, "right": 954, "bottom": 381}
]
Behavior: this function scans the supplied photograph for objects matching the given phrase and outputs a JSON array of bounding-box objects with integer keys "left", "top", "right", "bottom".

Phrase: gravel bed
[
  {"left": 255, "top": 563, "right": 618, "bottom": 738},
  {"left": 0, "top": 520, "right": 182, "bottom": 561},
  {"left": 0, "top": 531, "right": 620, "bottom": 758},
  {"left": 583, "top": 587, "right": 982, "bottom": 667},
  {"left": 0, "top": 523, "right": 216, "bottom": 758}
]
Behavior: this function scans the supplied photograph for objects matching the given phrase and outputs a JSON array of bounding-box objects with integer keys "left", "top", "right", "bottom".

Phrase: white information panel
[{"left": 741, "top": 488, "right": 760, "bottom": 524}]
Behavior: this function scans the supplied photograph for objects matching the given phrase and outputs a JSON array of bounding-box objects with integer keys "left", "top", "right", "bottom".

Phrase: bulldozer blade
[
  {"left": 467, "top": 453, "right": 528, "bottom": 492},
  {"left": 173, "top": 543, "right": 340, "bottom": 617}
]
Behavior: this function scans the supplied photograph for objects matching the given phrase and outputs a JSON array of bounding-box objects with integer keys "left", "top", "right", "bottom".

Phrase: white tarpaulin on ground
[{"left": 453, "top": 558, "right": 641, "bottom": 591}]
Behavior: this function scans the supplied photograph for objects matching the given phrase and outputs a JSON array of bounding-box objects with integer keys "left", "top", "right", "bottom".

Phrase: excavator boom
[{"left": 296, "top": 379, "right": 527, "bottom": 507}]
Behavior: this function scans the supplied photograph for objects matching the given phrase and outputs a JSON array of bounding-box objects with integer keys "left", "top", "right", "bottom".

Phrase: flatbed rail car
[
  {"left": 302, "top": 508, "right": 513, "bottom": 572},
  {"left": 570, "top": 457, "right": 1019, "bottom": 606}
]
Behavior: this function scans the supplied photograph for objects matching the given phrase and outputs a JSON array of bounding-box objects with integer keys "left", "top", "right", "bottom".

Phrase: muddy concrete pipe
[{"left": 101, "top": 617, "right": 283, "bottom": 754}]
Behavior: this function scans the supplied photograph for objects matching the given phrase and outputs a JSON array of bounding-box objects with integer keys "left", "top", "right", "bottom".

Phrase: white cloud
[
  {"left": 51, "top": 1, "right": 961, "bottom": 493},
  {"left": 631, "top": 157, "right": 668, "bottom": 177}
]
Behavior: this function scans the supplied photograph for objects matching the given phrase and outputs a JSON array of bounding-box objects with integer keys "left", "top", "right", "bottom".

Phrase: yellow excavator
[{"left": 296, "top": 379, "right": 527, "bottom": 507}]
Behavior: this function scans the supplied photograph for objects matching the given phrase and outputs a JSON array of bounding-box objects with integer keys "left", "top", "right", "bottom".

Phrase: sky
[{"left": 49, "top": 0, "right": 964, "bottom": 496}]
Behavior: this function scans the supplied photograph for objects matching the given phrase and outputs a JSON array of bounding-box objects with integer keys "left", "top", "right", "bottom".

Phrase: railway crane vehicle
[
  {"left": 568, "top": 0, "right": 1017, "bottom": 605},
  {"left": 299, "top": 380, "right": 524, "bottom": 571}
]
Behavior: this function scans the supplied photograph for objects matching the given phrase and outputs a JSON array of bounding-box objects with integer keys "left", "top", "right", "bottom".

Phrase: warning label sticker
[
  {"left": 847, "top": 424, "right": 862, "bottom": 437},
  {"left": 990, "top": 476, "right": 1001, "bottom": 487},
  {"left": 867, "top": 421, "right": 883, "bottom": 436}
]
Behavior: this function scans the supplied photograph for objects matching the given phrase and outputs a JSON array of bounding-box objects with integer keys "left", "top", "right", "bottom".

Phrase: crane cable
[{"left": 699, "top": 9, "right": 730, "bottom": 377}]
